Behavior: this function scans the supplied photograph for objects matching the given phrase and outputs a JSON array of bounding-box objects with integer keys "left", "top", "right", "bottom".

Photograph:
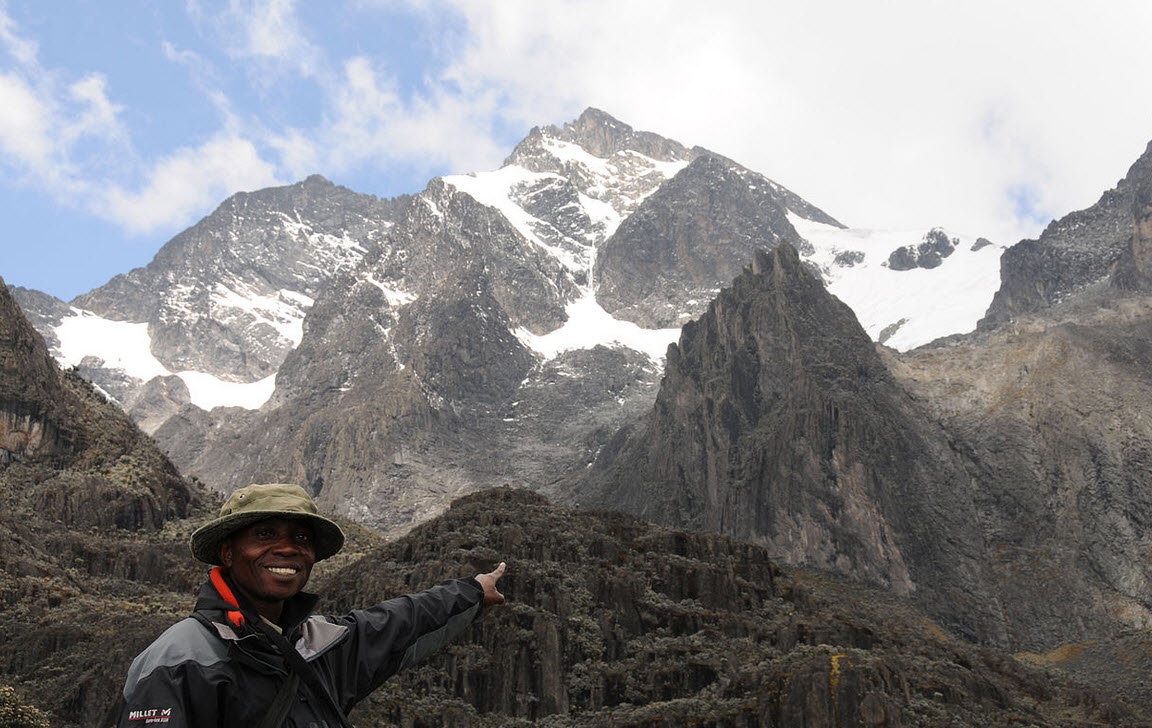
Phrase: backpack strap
[
  {"left": 258, "top": 672, "right": 299, "bottom": 728},
  {"left": 250, "top": 617, "right": 355, "bottom": 728}
]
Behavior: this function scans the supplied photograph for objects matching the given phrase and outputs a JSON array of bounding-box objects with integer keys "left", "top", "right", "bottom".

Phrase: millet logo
[{"left": 127, "top": 707, "right": 172, "bottom": 723}]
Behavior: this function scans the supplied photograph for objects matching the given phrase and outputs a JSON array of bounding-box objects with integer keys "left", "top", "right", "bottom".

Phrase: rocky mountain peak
[
  {"left": 63, "top": 174, "right": 409, "bottom": 393},
  {"left": 506, "top": 107, "right": 693, "bottom": 167},
  {"left": 981, "top": 136, "right": 1152, "bottom": 328},
  {"left": 579, "top": 242, "right": 1005, "bottom": 642},
  {"left": 1111, "top": 140, "right": 1152, "bottom": 290},
  {"left": 593, "top": 153, "right": 841, "bottom": 327}
]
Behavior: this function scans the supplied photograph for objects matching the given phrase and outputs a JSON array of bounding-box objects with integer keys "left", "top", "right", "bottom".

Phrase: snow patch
[
  {"left": 211, "top": 283, "right": 310, "bottom": 346},
  {"left": 54, "top": 309, "right": 276, "bottom": 411},
  {"left": 789, "top": 213, "right": 1004, "bottom": 351},
  {"left": 444, "top": 167, "right": 589, "bottom": 272},
  {"left": 514, "top": 293, "right": 680, "bottom": 363},
  {"left": 178, "top": 371, "right": 276, "bottom": 410},
  {"left": 366, "top": 274, "right": 418, "bottom": 307},
  {"left": 56, "top": 311, "right": 169, "bottom": 380}
]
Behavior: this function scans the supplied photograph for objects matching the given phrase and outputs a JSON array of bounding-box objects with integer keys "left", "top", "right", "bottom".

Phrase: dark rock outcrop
[
  {"left": 981, "top": 140, "right": 1152, "bottom": 328},
  {"left": 0, "top": 274, "right": 201, "bottom": 527},
  {"left": 595, "top": 154, "right": 840, "bottom": 327},
  {"left": 577, "top": 245, "right": 1004, "bottom": 644},
  {"left": 0, "top": 280, "right": 71, "bottom": 463},
  {"left": 886, "top": 228, "right": 958, "bottom": 270},
  {"left": 321, "top": 488, "right": 1141, "bottom": 727},
  {"left": 578, "top": 230, "right": 1152, "bottom": 678},
  {"left": 1112, "top": 141, "right": 1152, "bottom": 291},
  {"left": 0, "top": 275, "right": 212, "bottom": 727}
]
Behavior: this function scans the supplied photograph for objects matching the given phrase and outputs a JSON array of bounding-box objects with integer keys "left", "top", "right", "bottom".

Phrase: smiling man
[{"left": 117, "top": 483, "right": 505, "bottom": 728}]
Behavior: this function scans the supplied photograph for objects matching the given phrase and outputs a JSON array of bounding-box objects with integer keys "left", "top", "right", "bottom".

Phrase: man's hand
[{"left": 476, "top": 562, "right": 506, "bottom": 607}]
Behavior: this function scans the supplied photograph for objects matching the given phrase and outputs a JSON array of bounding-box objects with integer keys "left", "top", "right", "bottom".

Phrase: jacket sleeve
[
  {"left": 117, "top": 619, "right": 226, "bottom": 728},
  {"left": 327, "top": 577, "right": 485, "bottom": 706}
]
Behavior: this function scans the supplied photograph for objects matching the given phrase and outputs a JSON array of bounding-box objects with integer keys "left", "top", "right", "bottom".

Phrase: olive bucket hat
[{"left": 190, "top": 483, "right": 346, "bottom": 565}]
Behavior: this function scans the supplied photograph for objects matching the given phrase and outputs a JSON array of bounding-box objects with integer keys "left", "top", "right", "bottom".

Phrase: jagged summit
[
  {"left": 64, "top": 173, "right": 409, "bottom": 391},
  {"left": 505, "top": 107, "right": 693, "bottom": 166},
  {"left": 981, "top": 136, "right": 1152, "bottom": 328},
  {"left": 20, "top": 108, "right": 1003, "bottom": 541},
  {"left": 577, "top": 243, "right": 999, "bottom": 645}
]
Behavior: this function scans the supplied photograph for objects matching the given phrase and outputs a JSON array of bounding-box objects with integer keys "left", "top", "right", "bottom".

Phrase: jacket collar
[{"left": 194, "top": 568, "right": 320, "bottom": 636}]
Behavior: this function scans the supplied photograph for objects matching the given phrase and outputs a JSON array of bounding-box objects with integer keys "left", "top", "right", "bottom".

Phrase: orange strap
[{"left": 210, "top": 566, "right": 246, "bottom": 627}]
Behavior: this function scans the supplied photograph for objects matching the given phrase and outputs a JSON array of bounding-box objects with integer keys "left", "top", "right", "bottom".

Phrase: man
[{"left": 118, "top": 483, "right": 505, "bottom": 728}]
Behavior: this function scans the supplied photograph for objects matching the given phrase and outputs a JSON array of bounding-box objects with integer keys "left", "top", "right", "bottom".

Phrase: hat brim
[{"left": 190, "top": 510, "right": 345, "bottom": 565}]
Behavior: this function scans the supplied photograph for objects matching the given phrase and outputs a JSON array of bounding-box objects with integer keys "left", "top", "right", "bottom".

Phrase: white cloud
[
  {"left": 0, "top": 1, "right": 36, "bottom": 66},
  {"left": 0, "top": 5, "right": 280, "bottom": 235},
  {"left": 317, "top": 55, "right": 504, "bottom": 174},
  {"left": 431, "top": 0, "right": 1152, "bottom": 245},
  {"left": 6, "top": 0, "right": 1152, "bottom": 253},
  {"left": 194, "top": 0, "right": 326, "bottom": 80},
  {"left": 0, "top": 72, "right": 55, "bottom": 169},
  {"left": 102, "top": 134, "right": 279, "bottom": 234}
]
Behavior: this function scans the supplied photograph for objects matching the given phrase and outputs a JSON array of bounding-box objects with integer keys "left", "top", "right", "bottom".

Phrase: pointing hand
[{"left": 476, "top": 561, "right": 506, "bottom": 607}]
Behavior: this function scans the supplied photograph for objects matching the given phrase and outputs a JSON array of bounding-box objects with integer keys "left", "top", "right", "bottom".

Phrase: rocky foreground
[{"left": 324, "top": 488, "right": 1143, "bottom": 727}]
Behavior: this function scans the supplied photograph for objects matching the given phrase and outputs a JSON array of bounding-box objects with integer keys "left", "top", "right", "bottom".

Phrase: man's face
[{"left": 219, "top": 517, "right": 316, "bottom": 617}]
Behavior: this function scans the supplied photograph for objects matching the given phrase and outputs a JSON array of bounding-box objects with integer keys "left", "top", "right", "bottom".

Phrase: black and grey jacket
[{"left": 118, "top": 571, "right": 485, "bottom": 728}]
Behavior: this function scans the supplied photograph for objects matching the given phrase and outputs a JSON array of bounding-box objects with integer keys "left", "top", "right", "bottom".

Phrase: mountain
[
  {"left": 12, "top": 177, "right": 410, "bottom": 434},
  {"left": 72, "top": 175, "right": 409, "bottom": 382},
  {"left": 980, "top": 140, "right": 1152, "bottom": 329},
  {"left": 8, "top": 280, "right": 1142, "bottom": 727},
  {"left": 8, "top": 108, "right": 1152, "bottom": 722},
  {"left": 0, "top": 274, "right": 211, "bottom": 726},
  {"left": 12, "top": 108, "right": 1004, "bottom": 540},
  {"left": 575, "top": 244, "right": 1004, "bottom": 644},
  {"left": 572, "top": 135, "right": 1152, "bottom": 704}
]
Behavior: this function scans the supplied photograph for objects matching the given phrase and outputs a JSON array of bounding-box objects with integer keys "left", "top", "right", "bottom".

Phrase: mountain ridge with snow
[{"left": 14, "top": 108, "right": 1004, "bottom": 495}]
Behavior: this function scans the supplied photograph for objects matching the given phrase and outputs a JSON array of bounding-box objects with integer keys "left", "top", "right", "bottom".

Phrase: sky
[{"left": 2, "top": 1, "right": 1152, "bottom": 302}]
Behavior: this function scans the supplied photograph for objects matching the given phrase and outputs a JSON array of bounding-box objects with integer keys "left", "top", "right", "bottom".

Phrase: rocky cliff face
[
  {"left": 595, "top": 154, "right": 839, "bottom": 327},
  {"left": 0, "top": 275, "right": 211, "bottom": 727},
  {"left": 981, "top": 141, "right": 1152, "bottom": 329},
  {"left": 1113, "top": 142, "right": 1152, "bottom": 291},
  {"left": 0, "top": 280, "right": 72, "bottom": 464},
  {"left": 319, "top": 488, "right": 1140, "bottom": 727},
  {"left": 894, "top": 303, "right": 1152, "bottom": 651},
  {"left": 72, "top": 175, "right": 408, "bottom": 382},
  {"left": 577, "top": 191, "right": 1152, "bottom": 663},
  {"left": 0, "top": 274, "right": 202, "bottom": 530},
  {"left": 576, "top": 245, "right": 1005, "bottom": 644}
]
